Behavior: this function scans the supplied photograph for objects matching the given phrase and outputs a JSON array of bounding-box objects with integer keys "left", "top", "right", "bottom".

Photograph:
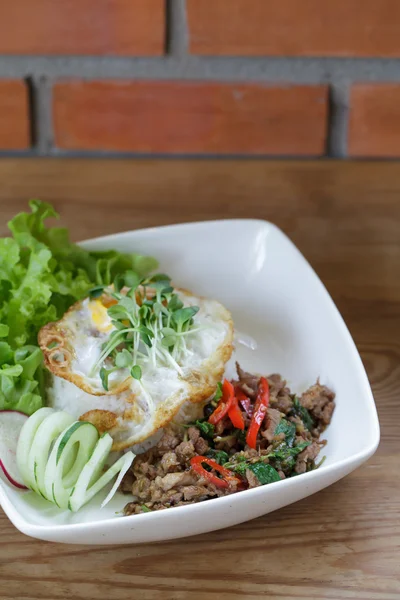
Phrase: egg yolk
[{"left": 89, "top": 300, "right": 113, "bottom": 333}]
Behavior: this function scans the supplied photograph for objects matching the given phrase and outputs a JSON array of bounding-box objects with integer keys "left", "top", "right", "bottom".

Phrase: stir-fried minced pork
[{"left": 122, "top": 364, "right": 335, "bottom": 515}]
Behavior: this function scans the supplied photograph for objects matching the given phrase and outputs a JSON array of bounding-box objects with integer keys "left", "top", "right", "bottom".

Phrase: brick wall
[{"left": 1, "top": 0, "right": 400, "bottom": 157}]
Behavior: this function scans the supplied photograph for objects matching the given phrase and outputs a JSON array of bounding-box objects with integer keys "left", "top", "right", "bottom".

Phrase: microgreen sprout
[
  {"left": 89, "top": 285, "right": 106, "bottom": 299},
  {"left": 92, "top": 273, "right": 201, "bottom": 390}
]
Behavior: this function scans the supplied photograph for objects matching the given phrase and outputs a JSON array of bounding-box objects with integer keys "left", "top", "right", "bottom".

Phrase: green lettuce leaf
[{"left": 0, "top": 199, "right": 157, "bottom": 415}]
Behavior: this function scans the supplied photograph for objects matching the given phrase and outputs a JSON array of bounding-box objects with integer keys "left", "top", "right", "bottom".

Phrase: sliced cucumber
[
  {"left": 100, "top": 452, "right": 135, "bottom": 508},
  {"left": 44, "top": 421, "right": 99, "bottom": 509},
  {"left": 68, "top": 435, "right": 135, "bottom": 512},
  {"left": 70, "top": 450, "right": 134, "bottom": 512},
  {"left": 16, "top": 408, "right": 136, "bottom": 513},
  {"left": 16, "top": 407, "right": 54, "bottom": 491},
  {"left": 68, "top": 434, "right": 113, "bottom": 512},
  {"left": 29, "top": 411, "right": 74, "bottom": 498}
]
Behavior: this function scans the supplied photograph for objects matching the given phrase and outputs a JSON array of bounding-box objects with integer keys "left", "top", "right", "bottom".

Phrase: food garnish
[
  {"left": 0, "top": 200, "right": 156, "bottom": 416},
  {"left": 91, "top": 274, "right": 201, "bottom": 390},
  {"left": 16, "top": 407, "right": 134, "bottom": 511},
  {"left": 0, "top": 410, "right": 28, "bottom": 489}
]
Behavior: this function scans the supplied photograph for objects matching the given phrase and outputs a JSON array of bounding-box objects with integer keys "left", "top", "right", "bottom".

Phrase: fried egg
[{"left": 39, "top": 287, "right": 233, "bottom": 450}]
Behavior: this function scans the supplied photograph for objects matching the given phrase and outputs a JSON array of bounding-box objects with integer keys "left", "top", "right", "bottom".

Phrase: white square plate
[{"left": 0, "top": 220, "right": 379, "bottom": 544}]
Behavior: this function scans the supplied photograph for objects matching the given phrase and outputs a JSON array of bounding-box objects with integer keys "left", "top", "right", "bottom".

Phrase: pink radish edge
[
  {"left": 0, "top": 409, "right": 29, "bottom": 490},
  {"left": 0, "top": 459, "right": 28, "bottom": 489}
]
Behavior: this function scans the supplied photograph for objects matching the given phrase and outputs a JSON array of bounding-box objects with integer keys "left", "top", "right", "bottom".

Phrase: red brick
[
  {"left": 188, "top": 0, "right": 400, "bottom": 57},
  {"left": 0, "top": 1, "right": 165, "bottom": 56},
  {"left": 53, "top": 81, "right": 328, "bottom": 155},
  {"left": 349, "top": 85, "right": 400, "bottom": 158},
  {"left": 0, "top": 80, "right": 30, "bottom": 150}
]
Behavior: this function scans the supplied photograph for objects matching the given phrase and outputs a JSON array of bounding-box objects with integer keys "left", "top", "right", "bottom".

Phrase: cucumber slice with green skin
[
  {"left": 29, "top": 411, "right": 74, "bottom": 498},
  {"left": 44, "top": 421, "right": 99, "bottom": 509},
  {"left": 17, "top": 408, "right": 136, "bottom": 512},
  {"left": 16, "top": 407, "right": 54, "bottom": 491},
  {"left": 68, "top": 436, "right": 135, "bottom": 512},
  {"left": 68, "top": 434, "right": 113, "bottom": 512},
  {"left": 56, "top": 421, "right": 99, "bottom": 489}
]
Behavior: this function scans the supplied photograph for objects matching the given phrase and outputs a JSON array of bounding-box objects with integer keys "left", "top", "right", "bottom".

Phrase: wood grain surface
[{"left": 0, "top": 159, "right": 399, "bottom": 600}]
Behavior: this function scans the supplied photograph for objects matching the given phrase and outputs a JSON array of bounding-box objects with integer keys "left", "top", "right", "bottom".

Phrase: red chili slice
[
  {"left": 246, "top": 377, "right": 270, "bottom": 449},
  {"left": 228, "top": 395, "right": 245, "bottom": 430},
  {"left": 208, "top": 379, "right": 235, "bottom": 425},
  {"left": 190, "top": 456, "right": 242, "bottom": 489}
]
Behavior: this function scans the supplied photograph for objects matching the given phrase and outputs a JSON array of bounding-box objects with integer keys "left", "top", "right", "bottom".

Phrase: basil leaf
[
  {"left": 205, "top": 449, "right": 229, "bottom": 465},
  {"left": 293, "top": 397, "right": 314, "bottom": 431},
  {"left": 193, "top": 420, "right": 215, "bottom": 440},
  {"left": 267, "top": 441, "right": 311, "bottom": 472},
  {"left": 274, "top": 418, "right": 296, "bottom": 447},
  {"left": 248, "top": 463, "right": 281, "bottom": 485},
  {"left": 234, "top": 428, "right": 247, "bottom": 445},
  {"left": 233, "top": 462, "right": 248, "bottom": 476}
]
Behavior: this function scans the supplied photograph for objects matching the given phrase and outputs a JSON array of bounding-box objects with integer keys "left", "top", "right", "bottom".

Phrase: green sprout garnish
[{"left": 91, "top": 273, "right": 201, "bottom": 390}]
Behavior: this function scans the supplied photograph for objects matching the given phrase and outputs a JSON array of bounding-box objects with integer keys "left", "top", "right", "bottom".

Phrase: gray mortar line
[
  {"left": 0, "top": 56, "right": 399, "bottom": 81},
  {"left": 166, "top": 0, "right": 188, "bottom": 57},
  {"left": 28, "top": 76, "right": 53, "bottom": 154},
  {"left": 327, "top": 82, "right": 350, "bottom": 158}
]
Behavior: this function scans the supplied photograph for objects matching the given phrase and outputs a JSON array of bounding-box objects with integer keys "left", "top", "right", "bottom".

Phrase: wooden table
[{"left": 0, "top": 160, "right": 399, "bottom": 600}]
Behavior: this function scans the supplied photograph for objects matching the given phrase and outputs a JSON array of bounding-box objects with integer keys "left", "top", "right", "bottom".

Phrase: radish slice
[{"left": 0, "top": 410, "right": 29, "bottom": 489}]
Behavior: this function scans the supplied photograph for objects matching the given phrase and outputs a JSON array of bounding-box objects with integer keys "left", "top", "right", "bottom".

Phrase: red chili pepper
[
  {"left": 228, "top": 395, "right": 245, "bottom": 430},
  {"left": 246, "top": 377, "right": 270, "bottom": 449},
  {"left": 235, "top": 387, "right": 254, "bottom": 417},
  {"left": 208, "top": 379, "right": 235, "bottom": 425},
  {"left": 190, "top": 456, "right": 242, "bottom": 489}
]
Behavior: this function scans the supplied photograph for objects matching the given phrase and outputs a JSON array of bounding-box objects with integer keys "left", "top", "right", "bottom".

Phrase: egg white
[{"left": 45, "top": 290, "right": 233, "bottom": 449}]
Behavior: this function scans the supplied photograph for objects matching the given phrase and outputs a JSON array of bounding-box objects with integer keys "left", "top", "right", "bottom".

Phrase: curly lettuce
[{"left": 0, "top": 199, "right": 157, "bottom": 415}]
